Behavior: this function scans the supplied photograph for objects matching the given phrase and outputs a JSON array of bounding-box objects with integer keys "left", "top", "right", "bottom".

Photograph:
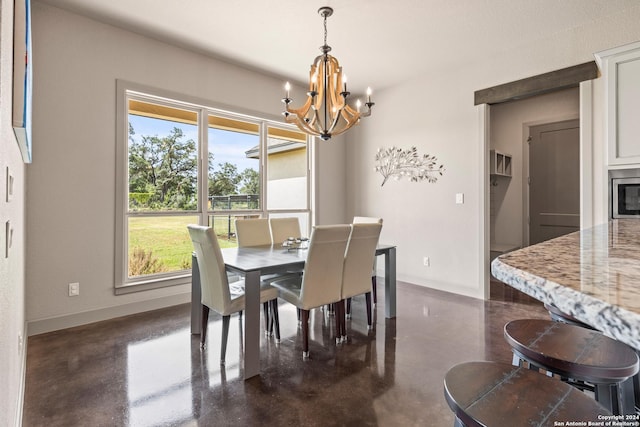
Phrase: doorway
[
  {"left": 484, "top": 87, "right": 585, "bottom": 302},
  {"left": 526, "top": 119, "right": 580, "bottom": 245}
]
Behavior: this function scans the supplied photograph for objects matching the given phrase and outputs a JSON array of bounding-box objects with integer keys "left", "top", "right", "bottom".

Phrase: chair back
[
  {"left": 270, "top": 217, "right": 301, "bottom": 244},
  {"left": 187, "top": 225, "right": 231, "bottom": 314},
  {"left": 353, "top": 216, "right": 383, "bottom": 225},
  {"left": 353, "top": 216, "right": 383, "bottom": 273},
  {"left": 342, "top": 223, "right": 383, "bottom": 299},
  {"left": 299, "top": 224, "right": 351, "bottom": 309},
  {"left": 235, "top": 218, "right": 271, "bottom": 247}
]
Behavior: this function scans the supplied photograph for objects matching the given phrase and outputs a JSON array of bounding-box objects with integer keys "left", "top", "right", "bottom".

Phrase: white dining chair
[
  {"left": 351, "top": 216, "right": 383, "bottom": 313},
  {"left": 269, "top": 224, "right": 351, "bottom": 358},
  {"left": 235, "top": 218, "right": 272, "bottom": 247},
  {"left": 188, "top": 225, "right": 280, "bottom": 364},
  {"left": 269, "top": 217, "right": 302, "bottom": 245},
  {"left": 340, "top": 223, "right": 383, "bottom": 339}
]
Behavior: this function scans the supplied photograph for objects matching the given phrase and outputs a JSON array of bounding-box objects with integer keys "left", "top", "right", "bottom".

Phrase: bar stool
[
  {"left": 543, "top": 303, "right": 640, "bottom": 413},
  {"left": 444, "top": 361, "right": 611, "bottom": 427},
  {"left": 504, "top": 319, "right": 639, "bottom": 415}
]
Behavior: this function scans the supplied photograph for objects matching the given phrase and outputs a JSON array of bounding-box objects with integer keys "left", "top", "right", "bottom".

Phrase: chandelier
[{"left": 282, "top": 6, "right": 374, "bottom": 141}]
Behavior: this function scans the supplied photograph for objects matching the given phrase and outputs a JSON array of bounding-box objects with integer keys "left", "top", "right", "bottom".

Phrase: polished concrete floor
[{"left": 23, "top": 280, "right": 547, "bottom": 426}]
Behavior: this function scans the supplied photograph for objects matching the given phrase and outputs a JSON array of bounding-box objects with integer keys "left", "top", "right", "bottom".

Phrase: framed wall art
[{"left": 13, "top": 0, "right": 33, "bottom": 163}]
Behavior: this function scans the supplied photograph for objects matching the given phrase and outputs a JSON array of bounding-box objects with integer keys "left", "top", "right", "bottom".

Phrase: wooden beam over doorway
[{"left": 474, "top": 61, "right": 598, "bottom": 105}]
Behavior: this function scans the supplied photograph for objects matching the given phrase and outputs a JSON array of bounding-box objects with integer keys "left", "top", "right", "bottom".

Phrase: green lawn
[{"left": 128, "top": 215, "right": 238, "bottom": 276}]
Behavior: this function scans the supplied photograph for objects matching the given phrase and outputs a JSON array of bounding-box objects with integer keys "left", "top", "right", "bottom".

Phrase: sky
[{"left": 128, "top": 114, "right": 259, "bottom": 172}]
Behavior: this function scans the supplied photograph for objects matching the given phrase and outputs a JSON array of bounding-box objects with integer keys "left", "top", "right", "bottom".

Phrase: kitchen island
[{"left": 491, "top": 219, "right": 640, "bottom": 351}]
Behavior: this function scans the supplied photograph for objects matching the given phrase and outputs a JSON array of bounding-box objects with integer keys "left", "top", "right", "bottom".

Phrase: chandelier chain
[{"left": 323, "top": 14, "right": 328, "bottom": 46}]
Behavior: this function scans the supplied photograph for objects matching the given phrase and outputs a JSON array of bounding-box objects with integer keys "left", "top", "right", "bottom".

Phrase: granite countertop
[{"left": 491, "top": 219, "right": 640, "bottom": 351}]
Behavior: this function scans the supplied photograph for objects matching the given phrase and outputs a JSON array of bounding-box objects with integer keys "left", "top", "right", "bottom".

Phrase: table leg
[
  {"left": 244, "top": 270, "right": 261, "bottom": 379},
  {"left": 384, "top": 247, "right": 396, "bottom": 318},
  {"left": 191, "top": 254, "right": 202, "bottom": 335}
]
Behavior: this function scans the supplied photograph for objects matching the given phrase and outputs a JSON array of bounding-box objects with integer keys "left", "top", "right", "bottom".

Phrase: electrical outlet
[
  {"left": 68, "top": 282, "right": 80, "bottom": 297},
  {"left": 423, "top": 256, "right": 430, "bottom": 267},
  {"left": 18, "top": 333, "right": 23, "bottom": 354}
]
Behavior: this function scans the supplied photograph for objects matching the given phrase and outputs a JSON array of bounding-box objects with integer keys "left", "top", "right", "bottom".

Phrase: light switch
[
  {"left": 455, "top": 193, "right": 464, "bottom": 204},
  {"left": 5, "top": 220, "right": 12, "bottom": 258},
  {"left": 6, "top": 167, "right": 13, "bottom": 202}
]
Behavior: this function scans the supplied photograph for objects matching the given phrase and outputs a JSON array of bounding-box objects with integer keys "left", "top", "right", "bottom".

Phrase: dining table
[{"left": 191, "top": 243, "right": 397, "bottom": 379}]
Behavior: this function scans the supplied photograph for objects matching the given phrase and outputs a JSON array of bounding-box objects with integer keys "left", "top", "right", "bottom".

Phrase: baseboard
[
  {"left": 15, "top": 321, "right": 26, "bottom": 427},
  {"left": 27, "top": 293, "right": 191, "bottom": 336},
  {"left": 396, "top": 273, "right": 485, "bottom": 300}
]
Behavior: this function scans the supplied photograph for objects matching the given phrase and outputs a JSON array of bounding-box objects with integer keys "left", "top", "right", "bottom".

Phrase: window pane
[
  {"left": 128, "top": 216, "right": 197, "bottom": 278},
  {"left": 128, "top": 100, "right": 198, "bottom": 212},
  {"left": 208, "top": 115, "right": 260, "bottom": 211},
  {"left": 266, "top": 127, "right": 307, "bottom": 210}
]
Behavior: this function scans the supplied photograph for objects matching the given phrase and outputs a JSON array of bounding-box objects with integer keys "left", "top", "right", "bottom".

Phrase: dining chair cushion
[
  {"left": 235, "top": 218, "right": 272, "bottom": 247},
  {"left": 270, "top": 217, "right": 302, "bottom": 245}
]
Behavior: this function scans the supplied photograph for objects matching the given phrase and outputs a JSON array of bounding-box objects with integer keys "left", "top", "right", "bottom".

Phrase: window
[{"left": 116, "top": 82, "right": 312, "bottom": 293}]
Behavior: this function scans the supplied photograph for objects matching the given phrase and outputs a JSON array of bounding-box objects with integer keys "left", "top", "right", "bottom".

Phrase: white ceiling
[{"left": 37, "top": 0, "right": 638, "bottom": 94}]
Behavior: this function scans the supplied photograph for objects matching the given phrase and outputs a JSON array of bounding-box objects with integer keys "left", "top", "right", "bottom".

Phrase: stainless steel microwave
[{"left": 612, "top": 177, "right": 640, "bottom": 218}]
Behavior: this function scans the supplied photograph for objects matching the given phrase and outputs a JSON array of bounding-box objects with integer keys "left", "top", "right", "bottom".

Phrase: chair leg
[
  {"left": 220, "top": 315, "right": 230, "bottom": 365},
  {"left": 301, "top": 309, "right": 310, "bottom": 359},
  {"left": 371, "top": 276, "right": 377, "bottom": 305},
  {"left": 337, "top": 300, "right": 347, "bottom": 342},
  {"left": 297, "top": 308, "right": 301, "bottom": 324},
  {"left": 201, "top": 305, "right": 210, "bottom": 348},
  {"left": 365, "top": 292, "right": 373, "bottom": 329},
  {"left": 346, "top": 298, "right": 352, "bottom": 319},
  {"left": 263, "top": 302, "right": 271, "bottom": 336},
  {"left": 270, "top": 299, "right": 281, "bottom": 342},
  {"left": 335, "top": 300, "right": 342, "bottom": 344}
]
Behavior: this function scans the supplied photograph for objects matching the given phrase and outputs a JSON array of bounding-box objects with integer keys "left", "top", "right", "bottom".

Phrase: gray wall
[
  {"left": 26, "top": 3, "right": 346, "bottom": 333},
  {"left": 346, "top": 4, "right": 640, "bottom": 298},
  {"left": 0, "top": 0, "right": 27, "bottom": 424}
]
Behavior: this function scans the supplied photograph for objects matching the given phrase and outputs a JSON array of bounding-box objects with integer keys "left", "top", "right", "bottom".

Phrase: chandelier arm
[
  {"left": 286, "top": 97, "right": 314, "bottom": 119},
  {"left": 289, "top": 116, "right": 322, "bottom": 137},
  {"left": 285, "top": 103, "right": 325, "bottom": 137}
]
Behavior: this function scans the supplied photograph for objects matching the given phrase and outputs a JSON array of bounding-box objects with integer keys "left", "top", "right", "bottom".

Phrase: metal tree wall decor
[{"left": 375, "top": 146, "right": 445, "bottom": 187}]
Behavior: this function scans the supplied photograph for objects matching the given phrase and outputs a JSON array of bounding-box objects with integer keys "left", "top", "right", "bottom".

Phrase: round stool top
[
  {"left": 505, "top": 319, "right": 639, "bottom": 383},
  {"left": 444, "top": 361, "right": 611, "bottom": 427}
]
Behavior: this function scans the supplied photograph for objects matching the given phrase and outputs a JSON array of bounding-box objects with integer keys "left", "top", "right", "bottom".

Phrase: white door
[{"left": 528, "top": 119, "right": 580, "bottom": 245}]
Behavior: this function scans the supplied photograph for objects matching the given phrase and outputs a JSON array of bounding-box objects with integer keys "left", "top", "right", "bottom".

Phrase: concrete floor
[{"left": 23, "top": 280, "right": 547, "bottom": 426}]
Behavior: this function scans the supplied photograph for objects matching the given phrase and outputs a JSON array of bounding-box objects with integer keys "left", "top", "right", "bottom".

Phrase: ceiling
[{"left": 37, "top": 0, "right": 638, "bottom": 94}]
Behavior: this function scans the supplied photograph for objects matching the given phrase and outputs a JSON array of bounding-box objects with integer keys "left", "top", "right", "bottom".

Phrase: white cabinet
[
  {"left": 490, "top": 149, "right": 512, "bottom": 177},
  {"left": 596, "top": 41, "right": 640, "bottom": 167}
]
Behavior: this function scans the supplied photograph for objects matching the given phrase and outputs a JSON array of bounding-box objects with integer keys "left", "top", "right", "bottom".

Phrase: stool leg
[
  {"left": 511, "top": 352, "right": 522, "bottom": 367},
  {"left": 634, "top": 371, "right": 640, "bottom": 412},
  {"left": 595, "top": 383, "right": 616, "bottom": 414},
  {"left": 453, "top": 416, "right": 466, "bottom": 427},
  {"left": 620, "top": 377, "right": 636, "bottom": 416}
]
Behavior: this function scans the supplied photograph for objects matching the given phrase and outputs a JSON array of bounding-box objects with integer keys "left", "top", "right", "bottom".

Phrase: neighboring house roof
[{"left": 245, "top": 138, "right": 306, "bottom": 159}]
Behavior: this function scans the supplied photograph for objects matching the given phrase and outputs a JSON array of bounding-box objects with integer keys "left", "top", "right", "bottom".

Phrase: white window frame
[{"left": 115, "top": 80, "right": 312, "bottom": 294}]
